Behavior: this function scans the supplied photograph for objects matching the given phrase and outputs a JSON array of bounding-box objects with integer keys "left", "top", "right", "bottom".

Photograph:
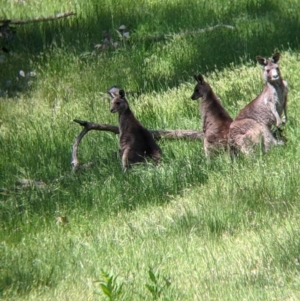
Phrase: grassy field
[{"left": 1, "top": 0, "right": 300, "bottom": 300}]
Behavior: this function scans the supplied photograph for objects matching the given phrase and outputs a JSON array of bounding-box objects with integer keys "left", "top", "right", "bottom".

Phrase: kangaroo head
[
  {"left": 191, "top": 74, "right": 211, "bottom": 100},
  {"left": 110, "top": 89, "right": 129, "bottom": 113},
  {"left": 256, "top": 52, "right": 281, "bottom": 83}
]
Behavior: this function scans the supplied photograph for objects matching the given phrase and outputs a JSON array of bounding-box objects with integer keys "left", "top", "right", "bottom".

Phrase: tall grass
[{"left": 1, "top": 0, "right": 300, "bottom": 300}]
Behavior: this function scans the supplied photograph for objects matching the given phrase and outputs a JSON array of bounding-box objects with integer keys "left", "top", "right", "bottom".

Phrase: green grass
[{"left": 1, "top": 0, "right": 300, "bottom": 300}]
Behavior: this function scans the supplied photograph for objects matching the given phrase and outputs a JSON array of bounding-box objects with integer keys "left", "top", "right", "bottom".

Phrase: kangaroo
[
  {"left": 257, "top": 52, "right": 288, "bottom": 123},
  {"left": 110, "top": 89, "right": 161, "bottom": 169},
  {"left": 191, "top": 74, "right": 233, "bottom": 156},
  {"left": 228, "top": 53, "right": 288, "bottom": 155}
]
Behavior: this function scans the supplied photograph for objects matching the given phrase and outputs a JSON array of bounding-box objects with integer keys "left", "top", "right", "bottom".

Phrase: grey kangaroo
[
  {"left": 228, "top": 53, "right": 288, "bottom": 155},
  {"left": 110, "top": 89, "right": 161, "bottom": 169},
  {"left": 191, "top": 74, "right": 233, "bottom": 156}
]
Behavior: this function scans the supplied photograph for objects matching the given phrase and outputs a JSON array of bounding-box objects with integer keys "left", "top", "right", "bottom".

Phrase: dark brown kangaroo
[
  {"left": 228, "top": 53, "right": 288, "bottom": 155},
  {"left": 191, "top": 74, "right": 233, "bottom": 156},
  {"left": 110, "top": 90, "right": 161, "bottom": 169}
]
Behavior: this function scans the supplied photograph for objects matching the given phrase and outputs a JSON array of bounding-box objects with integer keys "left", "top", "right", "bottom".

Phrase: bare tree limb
[
  {"left": 145, "top": 24, "right": 235, "bottom": 42},
  {"left": 71, "top": 119, "right": 203, "bottom": 170},
  {"left": 149, "top": 129, "right": 204, "bottom": 140},
  {"left": 0, "top": 11, "right": 76, "bottom": 25}
]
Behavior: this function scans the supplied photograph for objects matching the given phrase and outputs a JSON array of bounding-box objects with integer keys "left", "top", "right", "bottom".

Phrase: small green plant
[
  {"left": 145, "top": 267, "right": 171, "bottom": 300},
  {"left": 97, "top": 270, "right": 123, "bottom": 301}
]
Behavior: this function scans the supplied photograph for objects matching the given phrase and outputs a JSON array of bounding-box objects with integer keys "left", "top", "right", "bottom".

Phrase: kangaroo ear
[
  {"left": 194, "top": 74, "right": 204, "bottom": 83},
  {"left": 107, "top": 85, "right": 120, "bottom": 98},
  {"left": 256, "top": 56, "right": 267, "bottom": 66},
  {"left": 107, "top": 92, "right": 116, "bottom": 98},
  {"left": 119, "top": 89, "right": 126, "bottom": 98},
  {"left": 198, "top": 74, "right": 204, "bottom": 83},
  {"left": 271, "top": 52, "right": 280, "bottom": 63}
]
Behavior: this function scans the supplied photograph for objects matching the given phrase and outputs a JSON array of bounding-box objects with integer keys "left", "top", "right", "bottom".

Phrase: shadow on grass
[
  {"left": 0, "top": 144, "right": 209, "bottom": 225},
  {"left": 1, "top": 0, "right": 299, "bottom": 95}
]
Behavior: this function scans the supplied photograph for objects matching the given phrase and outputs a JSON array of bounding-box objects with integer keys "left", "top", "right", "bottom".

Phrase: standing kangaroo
[
  {"left": 228, "top": 53, "right": 288, "bottom": 155},
  {"left": 191, "top": 74, "right": 233, "bottom": 156},
  {"left": 110, "top": 89, "right": 162, "bottom": 169}
]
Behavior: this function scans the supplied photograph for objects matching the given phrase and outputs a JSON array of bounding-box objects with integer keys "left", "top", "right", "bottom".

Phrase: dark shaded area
[
  {"left": 0, "top": 148, "right": 208, "bottom": 226},
  {"left": 0, "top": 0, "right": 299, "bottom": 95}
]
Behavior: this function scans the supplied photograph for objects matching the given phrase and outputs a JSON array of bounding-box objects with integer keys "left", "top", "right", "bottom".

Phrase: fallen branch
[
  {"left": 0, "top": 11, "right": 76, "bottom": 25},
  {"left": 71, "top": 119, "right": 203, "bottom": 170},
  {"left": 145, "top": 24, "right": 235, "bottom": 42}
]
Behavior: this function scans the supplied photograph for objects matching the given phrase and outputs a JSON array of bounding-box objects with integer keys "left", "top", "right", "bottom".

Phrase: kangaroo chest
[{"left": 265, "top": 84, "right": 286, "bottom": 114}]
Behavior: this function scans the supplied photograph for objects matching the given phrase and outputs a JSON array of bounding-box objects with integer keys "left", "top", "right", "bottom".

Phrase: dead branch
[
  {"left": 145, "top": 24, "right": 235, "bottom": 42},
  {"left": 0, "top": 11, "right": 76, "bottom": 25},
  {"left": 71, "top": 119, "right": 203, "bottom": 170}
]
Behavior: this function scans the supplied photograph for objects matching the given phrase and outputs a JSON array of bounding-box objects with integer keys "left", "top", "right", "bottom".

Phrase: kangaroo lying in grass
[
  {"left": 191, "top": 74, "right": 233, "bottom": 156},
  {"left": 228, "top": 53, "right": 288, "bottom": 155},
  {"left": 110, "top": 89, "right": 162, "bottom": 169}
]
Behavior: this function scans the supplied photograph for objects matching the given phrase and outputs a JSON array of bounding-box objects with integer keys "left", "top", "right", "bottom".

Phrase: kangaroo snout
[
  {"left": 271, "top": 74, "right": 279, "bottom": 80},
  {"left": 269, "top": 69, "right": 279, "bottom": 81},
  {"left": 191, "top": 94, "right": 198, "bottom": 100}
]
